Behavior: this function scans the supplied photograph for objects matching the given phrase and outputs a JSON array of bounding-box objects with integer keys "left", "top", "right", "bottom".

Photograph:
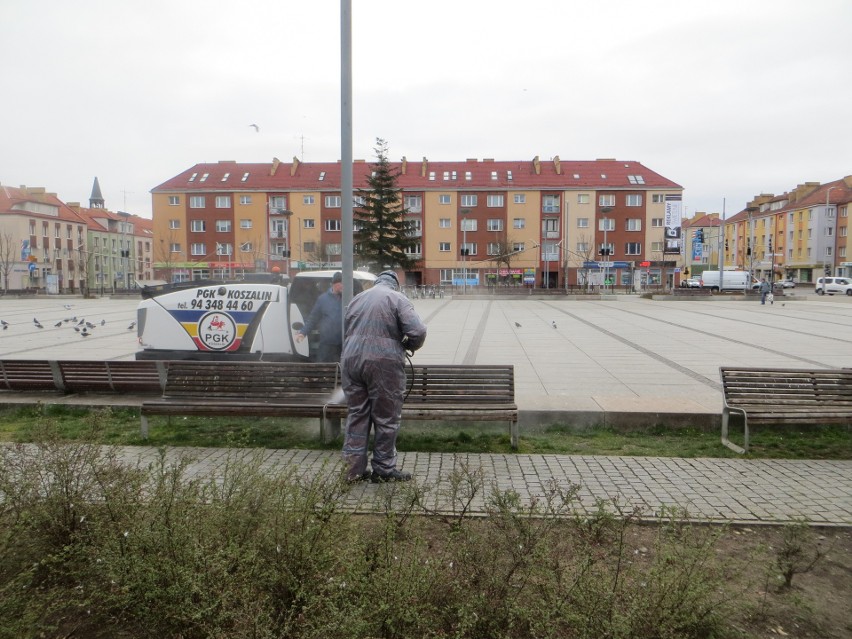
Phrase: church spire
[{"left": 89, "top": 176, "right": 104, "bottom": 208}]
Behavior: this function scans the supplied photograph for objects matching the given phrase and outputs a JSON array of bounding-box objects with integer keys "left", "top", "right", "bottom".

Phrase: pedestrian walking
[
  {"left": 759, "top": 278, "right": 770, "bottom": 305},
  {"left": 340, "top": 270, "right": 427, "bottom": 483},
  {"left": 295, "top": 271, "right": 343, "bottom": 362}
]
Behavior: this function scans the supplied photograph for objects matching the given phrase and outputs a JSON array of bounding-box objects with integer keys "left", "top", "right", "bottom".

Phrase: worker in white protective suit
[{"left": 341, "top": 270, "right": 427, "bottom": 483}]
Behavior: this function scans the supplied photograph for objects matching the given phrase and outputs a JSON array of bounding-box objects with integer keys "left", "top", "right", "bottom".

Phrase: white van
[{"left": 699, "top": 270, "right": 759, "bottom": 292}]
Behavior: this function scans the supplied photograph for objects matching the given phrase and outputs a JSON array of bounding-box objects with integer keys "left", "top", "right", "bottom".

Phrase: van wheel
[
  {"left": 817, "top": 289, "right": 825, "bottom": 295},
  {"left": 711, "top": 287, "right": 719, "bottom": 292},
  {"left": 847, "top": 289, "right": 852, "bottom": 296}
]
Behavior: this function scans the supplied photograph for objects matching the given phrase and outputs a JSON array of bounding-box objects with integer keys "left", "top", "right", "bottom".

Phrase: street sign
[{"left": 598, "top": 261, "right": 614, "bottom": 267}]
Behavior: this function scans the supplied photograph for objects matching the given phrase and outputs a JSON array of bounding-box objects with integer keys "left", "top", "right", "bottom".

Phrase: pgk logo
[{"left": 197, "top": 312, "right": 237, "bottom": 350}]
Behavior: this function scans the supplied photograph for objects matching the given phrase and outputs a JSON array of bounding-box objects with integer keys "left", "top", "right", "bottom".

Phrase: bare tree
[
  {"left": 302, "top": 239, "right": 335, "bottom": 270},
  {"left": 570, "top": 233, "right": 598, "bottom": 291},
  {"left": 74, "top": 245, "right": 92, "bottom": 297},
  {"left": 0, "top": 232, "right": 16, "bottom": 293}
]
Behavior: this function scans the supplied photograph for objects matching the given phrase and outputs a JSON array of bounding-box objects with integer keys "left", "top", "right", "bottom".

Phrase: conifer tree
[{"left": 354, "top": 138, "right": 417, "bottom": 272}]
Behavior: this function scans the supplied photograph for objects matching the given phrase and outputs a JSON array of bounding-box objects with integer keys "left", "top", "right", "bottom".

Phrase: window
[
  {"left": 577, "top": 194, "right": 590, "bottom": 204},
  {"left": 353, "top": 195, "right": 366, "bottom": 207},
  {"left": 542, "top": 195, "right": 559, "bottom": 213},
  {"left": 326, "top": 243, "right": 341, "bottom": 256},
  {"left": 168, "top": 196, "right": 180, "bottom": 206},
  {"left": 303, "top": 241, "right": 316, "bottom": 253},
  {"left": 439, "top": 218, "right": 451, "bottom": 228},
  {"left": 461, "top": 194, "right": 478, "bottom": 207},
  {"left": 626, "top": 194, "right": 642, "bottom": 207},
  {"left": 460, "top": 218, "right": 477, "bottom": 232},
  {"left": 190, "top": 243, "right": 206, "bottom": 256},
  {"left": 625, "top": 242, "right": 642, "bottom": 255},
  {"left": 491, "top": 171, "right": 498, "bottom": 180},
  {"left": 325, "top": 195, "right": 341, "bottom": 208},
  {"left": 487, "top": 219, "right": 504, "bottom": 232},
  {"left": 190, "top": 220, "right": 206, "bottom": 232},
  {"left": 487, "top": 194, "right": 504, "bottom": 207},
  {"left": 439, "top": 194, "right": 451, "bottom": 205},
  {"left": 513, "top": 194, "right": 526, "bottom": 204},
  {"left": 840, "top": 247, "right": 847, "bottom": 258},
  {"left": 429, "top": 172, "right": 436, "bottom": 181},
  {"left": 200, "top": 173, "right": 209, "bottom": 182},
  {"left": 235, "top": 195, "right": 249, "bottom": 205},
  {"left": 576, "top": 242, "right": 589, "bottom": 252},
  {"left": 240, "top": 219, "right": 252, "bottom": 229},
  {"left": 826, "top": 247, "right": 833, "bottom": 257},
  {"left": 169, "top": 219, "right": 180, "bottom": 230},
  {"left": 216, "top": 220, "right": 232, "bottom": 232},
  {"left": 543, "top": 218, "right": 559, "bottom": 234},
  {"left": 439, "top": 242, "right": 451, "bottom": 252},
  {"left": 240, "top": 242, "right": 252, "bottom": 252},
  {"left": 826, "top": 206, "right": 836, "bottom": 218},
  {"left": 325, "top": 219, "right": 341, "bottom": 231},
  {"left": 404, "top": 195, "right": 422, "bottom": 212},
  {"left": 241, "top": 172, "right": 249, "bottom": 182},
  {"left": 216, "top": 243, "right": 233, "bottom": 256},
  {"left": 651, "top": 241, "right": 663, "bottom": 252},
  {"left": 170, "top": 243, "right": 181, "bottom": 253},
  {"left": 599, "top": 218, "right": 615, "bottom": 231},
  {"left": 189, "top": 196, "right": 205, "bottom": 208},
  {"left": 652, "top": 194, "right": 665, "bottom": 203},
  {"left": 577, "top": 218, "right": 589, "bottom": 228},
  {"left": 303, "top": 219, "right": 315, "bottom": 229},
  {"left": 318, "top": 171, "right": 326, "bottom": 181},
  {"left": 512, "top": 242, "right": 525, "bottom": 252},
  {"left": 487, "top": 242, "right": 501, "bottom": 256},
  {"left": 215, "top": 195, "right": 231, "bottom": 208},
  {"left": 626, "top": 219, "right": 642, "bottom": 231},
  {"left": 841, "top": 226, "right": 848, "bottom": 237},
  {"left": 404, "top": 242, "right": 422, "bottom": 256},
  {"left": 461, "top": 242, "right": 477, "bottom": 256},
  {"left": 303, "top": 195, "right": 315, "bottom": 205},
  {"left": 827, "top": 227, "right": 834, "bottom": 236},
  {"left": 599, "top": 194, "right": 615, "bottom": 207},
  {"left": 651, "top": 218, "right": 664, "bottom": 227},
  {"left": 627, "top": 175, "right": 646, "bottom": 185},
  {"left": 513, "top": 218, "right": 525, "bottom": 229}
]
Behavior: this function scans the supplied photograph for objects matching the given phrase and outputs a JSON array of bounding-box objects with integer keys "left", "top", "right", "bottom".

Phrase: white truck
[
  {"left": 698, "top": 270, "right": 759, "bottom": 292},
  {"left": 135, "top": 270, "right": 376, "bottom": 361}
]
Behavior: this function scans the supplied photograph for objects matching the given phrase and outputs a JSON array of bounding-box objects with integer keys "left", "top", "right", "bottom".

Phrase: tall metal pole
[
  {"left": 603, "top": 218, "right": 608, "bottom": 291},
  {"left": 825, "top": 186, "right": 837, "bottom": 279},
  {"left": 340, "top": 0, "right": 354, "bottom": 308},
  {"left": 719, "top": 199, "right": 725, "bottom": 292}
]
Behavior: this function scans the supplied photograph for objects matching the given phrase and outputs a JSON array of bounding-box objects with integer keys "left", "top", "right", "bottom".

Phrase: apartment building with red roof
[{"left": 151, "top": 155, "right": 684, "bottom": 289}]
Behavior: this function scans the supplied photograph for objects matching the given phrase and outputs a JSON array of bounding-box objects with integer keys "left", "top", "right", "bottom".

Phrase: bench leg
[
  {"left": 510, "top": 419, "right": 519, "bottom": 450},
  {"left": 140, "top": 414, "right": 149, "bottom": 439},
  {"left": 721, "top": 408, "right": 746, "bottom": 454}
]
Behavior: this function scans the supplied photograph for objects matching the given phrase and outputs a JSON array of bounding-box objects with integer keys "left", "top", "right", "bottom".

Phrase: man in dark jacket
[
  {"left": 341, "top": 270, "right": 427, "bottom": 483},
  {"left": 296, "top": 272, "right": 343, "bottom": 362}
]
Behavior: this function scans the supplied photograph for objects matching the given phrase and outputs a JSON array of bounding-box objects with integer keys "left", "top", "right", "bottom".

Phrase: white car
[
  {"left": 680, "top": 278, "right": 701, "bottom": 288},
  {"left": 774, "top": 280, "right": 796, "bottom": 289},
  {"left": 815, "top": 277, "right": 852, "bottom": 296}
]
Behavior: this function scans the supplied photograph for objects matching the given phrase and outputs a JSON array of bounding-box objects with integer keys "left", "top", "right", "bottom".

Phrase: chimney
[
  {"left": 401, "top": 156, "right": 407, "bottom": 175},
  {"left": 270, "top": 157, "right": 281, "bottom": 176},
  {"left": 421, "top": 157, "right": 428, "bottom": 177},
  {"left": 532, "top": 155, "right": 541, "bottom": 175},
  {"left": 290, "top": 156, "right": 300, "bottom": 176},
  {"left": 553, "top": 155, "right": 561, "bottom": 175}
]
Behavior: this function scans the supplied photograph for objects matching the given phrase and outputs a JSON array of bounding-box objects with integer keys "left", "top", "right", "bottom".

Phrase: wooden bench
[
  {"left": 720, "top": 367, "right": 852, "bottom": 453},
  {"left": 141, "top": 361, "right": 519, "bottom": 448},
  {"left": 0, "top": 359, "right": 167, "bottom": 396},
  {"left": 140, "top": 361, "right": 344, "bottom": 441},
  {"left": 402, "top": 364, "right": 518, "bottom": 448}
]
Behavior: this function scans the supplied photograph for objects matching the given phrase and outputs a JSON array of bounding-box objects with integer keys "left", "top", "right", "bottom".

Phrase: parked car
[
  {"left": 774, "top": 279, "right": 796, "bottom": 289},
  {"left": 815, "top": 277, "right": 852, "bottom": 296},
  {"left": 680, "top": 278, "right": 701, "bottom": 288}
]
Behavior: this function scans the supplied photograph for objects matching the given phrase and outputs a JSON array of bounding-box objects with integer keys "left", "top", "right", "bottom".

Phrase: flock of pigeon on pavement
[{"left": 1, "top": 304, "right": 135, "bottom": 337}]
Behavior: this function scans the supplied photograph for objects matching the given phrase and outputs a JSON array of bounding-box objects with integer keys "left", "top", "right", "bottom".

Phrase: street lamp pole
[
  {"left": 603, "top": 217, "right": 609, "bottom": 291},
  {"left": 825, "top": 186, "right": 837, "bottom": 278}
]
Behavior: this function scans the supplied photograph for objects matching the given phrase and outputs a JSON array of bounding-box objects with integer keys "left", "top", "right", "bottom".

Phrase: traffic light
[
  {"left": 725, "top": 239, "right": 729, "bottom": 251},
  {"left": 768, "top": 238, "right": 772, "bottom": 252},
  {"left": 825, "top": 267, "right": 831, "bottom": 276},
  {"left": 747, "top": 239, "right": 751, "bottom": 256}
]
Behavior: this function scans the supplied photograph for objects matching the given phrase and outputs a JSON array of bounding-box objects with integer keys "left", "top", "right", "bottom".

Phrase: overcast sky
[{"left": 2, "top": 0, "right": 849, "bottom": 220}]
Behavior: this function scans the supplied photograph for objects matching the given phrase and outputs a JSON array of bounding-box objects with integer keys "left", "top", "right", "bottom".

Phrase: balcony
[{"left": 544, "top": 231, "right": 559, "bottom": 239}]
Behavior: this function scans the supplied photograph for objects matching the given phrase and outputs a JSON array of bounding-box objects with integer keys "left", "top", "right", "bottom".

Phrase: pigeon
[
  {"left": 514, "top": 322, "right": 522, "bottom": 328},
  {"left": 127, "top": 321, "right": 136, "bottom": 330},
  {"left": 2, "top": 325, "right": 6, "bottom": 330},
  {"left": 81, "top": 330, "right": 90, "bottom": 337},
  {"left": 77, "top": 318, "right": 85, "bottom": 326},
  {"left": 54, "top": 321, "right": 62, "bottom": 327},
  {"left": 35, "top": 322, "right": 43, "bottom": 329},
  {"left": 100, "top": 319, "right": 106, "bottom": 326},
  {"left": 551, "top": 321, "right": 557, "bottom": 329},
  {"left": 85, "top": 322, "right": 95, "bottom": 329},
  {"left": 63, "top": 304, "right": 73, "bottom": 310},
  {"left": 73, "top": 326, "right": 80, "bottom": 332},
  {"left": 249, "top": 124, "right": 259, "bottom": 132},
  {"left": 33, "top": 317, "right": 40, "bottom": 324},
  {"left": 1, "top": 319, "right": 8, "bottom": 327}
]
